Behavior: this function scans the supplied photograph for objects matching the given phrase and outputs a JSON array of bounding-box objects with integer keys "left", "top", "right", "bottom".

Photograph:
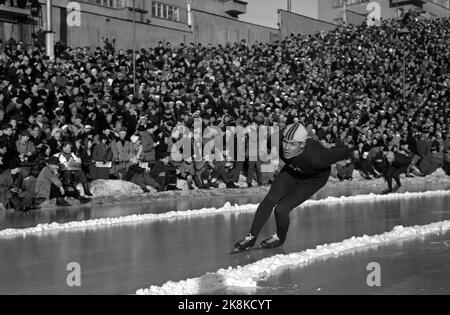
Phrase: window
[{"left": 151, "top": 1, "right": 181, "bottom": 22}]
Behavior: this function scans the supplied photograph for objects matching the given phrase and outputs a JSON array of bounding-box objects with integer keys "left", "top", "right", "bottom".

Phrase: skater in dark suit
[{"left": 233, "top": 123, "right": 352, "bottom": 252}]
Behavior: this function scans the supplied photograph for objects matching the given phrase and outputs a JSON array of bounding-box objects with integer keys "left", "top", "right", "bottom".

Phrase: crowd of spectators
[{"left": 0, "top": 16, "right": 449, "bottom": 211}]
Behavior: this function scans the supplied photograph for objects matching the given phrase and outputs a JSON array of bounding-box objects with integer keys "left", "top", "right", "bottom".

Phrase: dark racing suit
[{"left": 249, "top": 138, "right": 351, "bottom": 240}]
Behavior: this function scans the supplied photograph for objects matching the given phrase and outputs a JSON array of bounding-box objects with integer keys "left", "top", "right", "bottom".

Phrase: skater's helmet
[{"left": 283, "top": 123, "right": 308, "bottom": 143}]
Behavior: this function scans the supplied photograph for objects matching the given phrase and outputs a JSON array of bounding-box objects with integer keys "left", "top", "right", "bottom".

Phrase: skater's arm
[{"left": 310, "top": 141, "right": 352, "bottom": 169}]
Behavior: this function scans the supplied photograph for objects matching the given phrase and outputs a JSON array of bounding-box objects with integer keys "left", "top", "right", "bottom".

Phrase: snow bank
[
  {"left": 0, "top": 203, "right": 257, "bottom": 238},
  {"left": 1, "top": 190, "right": 449, "bottom": 239},
  {"left": 136, "top": 220, "right": 450, "bottom": 295},
  {"left": 76, "top": 180, "right": 144, "bottom": 197}
]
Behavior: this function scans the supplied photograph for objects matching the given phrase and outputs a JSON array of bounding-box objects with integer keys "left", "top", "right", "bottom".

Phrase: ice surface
[
  {"left": 136, "top": 220, "right": 450, "bottom": 295},
  {"left": 1, "top": 190, "right": 450, "bottom": 239}
]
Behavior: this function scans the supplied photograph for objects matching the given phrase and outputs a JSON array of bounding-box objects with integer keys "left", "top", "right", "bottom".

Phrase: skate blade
[{"left": 230, "top": 247, "right": 252, "bottom": 255}]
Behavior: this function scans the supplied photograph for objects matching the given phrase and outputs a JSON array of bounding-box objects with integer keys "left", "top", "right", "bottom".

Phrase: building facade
[
  {"left": 316, "top": 0, "right": 450, "bottom": 25},
  {"left": 2, "top": 0, "right": 450, "bottom": 50},
  {"left": 0, "top": 0, "right": 41, "bottom": 44},
  {"left": 1, "top": 0, "right": 280, "bottom": 48}
]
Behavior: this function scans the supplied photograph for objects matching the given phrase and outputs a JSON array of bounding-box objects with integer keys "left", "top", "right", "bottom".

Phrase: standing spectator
[
  {"left": 140, "top": 124, "right": 158, "bottom": 166},
  {"left": 91, "top": 135, "right": 113, "bottom": 180},
  {"left": 111, "top": 128, "right": 132, "bottom": 179}
]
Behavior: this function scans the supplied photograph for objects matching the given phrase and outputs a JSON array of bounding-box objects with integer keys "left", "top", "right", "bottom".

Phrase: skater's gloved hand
[{"left": 60, "top": 187, "right": 65, "bottom": 195}]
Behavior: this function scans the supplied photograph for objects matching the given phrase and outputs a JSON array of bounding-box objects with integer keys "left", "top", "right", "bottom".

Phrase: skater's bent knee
[{"left": 274, "top": 206, "right": 290, "bottom": 217}]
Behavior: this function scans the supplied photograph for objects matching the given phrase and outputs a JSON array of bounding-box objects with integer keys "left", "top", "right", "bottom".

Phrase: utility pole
[
  {"left": 133, "top": 0, "right": 137, "bottom": 95},
  {"left": 287, "top": 0, "right": 292, "bottom": 12},
  {"left": 45, "top": 0, "right": 54, "bottom": 59},
  {"left": 398, "top": 28, "right": 410, "bottom": 105},
  {"left": 187, "top": 0, "right": 193, "bottom": 27},
  {"left": 343, "top": 0, "right": 348, "bottom": 26}
]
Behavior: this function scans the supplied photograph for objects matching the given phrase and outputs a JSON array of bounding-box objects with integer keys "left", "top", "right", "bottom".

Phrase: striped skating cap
[{"left": 283, "top": 123, "right": 308, "bottom": 143}]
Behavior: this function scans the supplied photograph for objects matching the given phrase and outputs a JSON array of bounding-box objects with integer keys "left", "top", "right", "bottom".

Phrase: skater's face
[{"left": 283, "top": 139, "right": 305, "bottom": 159}]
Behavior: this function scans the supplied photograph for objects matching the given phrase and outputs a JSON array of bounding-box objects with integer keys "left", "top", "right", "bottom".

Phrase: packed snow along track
[
  {"left": 135, "top": 220, "right": 450, "bottom": 295},
  {"left": 1, "top": 190, "right": 450, "bottom": 239}
]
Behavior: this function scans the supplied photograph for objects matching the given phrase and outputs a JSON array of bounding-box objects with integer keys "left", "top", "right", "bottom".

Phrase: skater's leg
[
  {"left": 385, "top": 167, "right": 395, "bottom": 191},
  {"left": 249, "top": 171, "right": 296, "bottom": 238},
  {"left": 392, "top": 165, "right": 408, "bottom": 190},
  {"left": 274, "top": 176, "right": 329, "bottom": 239}
]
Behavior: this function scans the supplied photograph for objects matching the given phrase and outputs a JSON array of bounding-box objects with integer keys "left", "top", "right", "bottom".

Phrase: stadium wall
[
  {"left": 191, "top": 9, "right": 279, "bottom": 45},
  {"left": 346, "top": 9, "right": 367, "bottom": 26},
  {"left": 278, "top": 9, "right": 339, "bottom": 38},
  {"left": 422, "top": 0, "right": 450, "bottom": 17}
]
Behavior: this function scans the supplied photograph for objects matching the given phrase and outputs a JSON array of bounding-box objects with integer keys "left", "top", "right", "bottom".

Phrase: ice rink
[{"left": 0, "top": 193, "right": 449, "bottom": 295}]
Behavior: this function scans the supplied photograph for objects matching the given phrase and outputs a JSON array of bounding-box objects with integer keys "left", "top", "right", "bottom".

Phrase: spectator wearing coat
[{"left": 91, "top": 135, "right": 113, "bottom": 180}]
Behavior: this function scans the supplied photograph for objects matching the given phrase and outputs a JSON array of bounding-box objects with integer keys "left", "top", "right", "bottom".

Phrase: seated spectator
[
  {"left": 5, "top": 158, "right": 36, "bottom": 212},
  {"left": 335, "top": 159, "right": 355, "bottom": 181},
  {"left": 48, "top": 128, "right": 63, "bottom": 155},
  {"left": 125, "top": 164, "right": 162, "bottom": 193},
  {"left": 35, "top": 156, "right": 89, "bottom": 207},
  {"left": 381, "top": 151, "right": 412, "bottom": 195},
  {"left": 352, "top": 149, "right": 380, "bottom": 180},
  {"left": 16, "top": 130, "right": 36, "bottom": 163},
  {"left": 28, "top": 124, "right": 45, "bottom": 149},
  {"left": 178, "top": 157, "right": 199, "bottom": 190},
  {"left": 150, "top": 153, "right": 181, "bottom": 191},
  {"left": 54, "top": 142, "right": 93, "bottom": 197}
]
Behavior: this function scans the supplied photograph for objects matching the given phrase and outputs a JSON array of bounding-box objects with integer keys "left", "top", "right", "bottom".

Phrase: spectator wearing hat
[
  {"left": 129, "top": 135, "right": 142, "bottom": 165},
  {"left": 4, "top": 158, "right": 36, "bottom": 211},
  {"left": 35, "top": 156, "right": 71, "bottom": 207}
]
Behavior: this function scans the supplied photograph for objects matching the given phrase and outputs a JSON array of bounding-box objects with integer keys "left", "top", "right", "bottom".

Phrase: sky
[{"left": 240, "top": 0, "right": 318, "bottom": 28}]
